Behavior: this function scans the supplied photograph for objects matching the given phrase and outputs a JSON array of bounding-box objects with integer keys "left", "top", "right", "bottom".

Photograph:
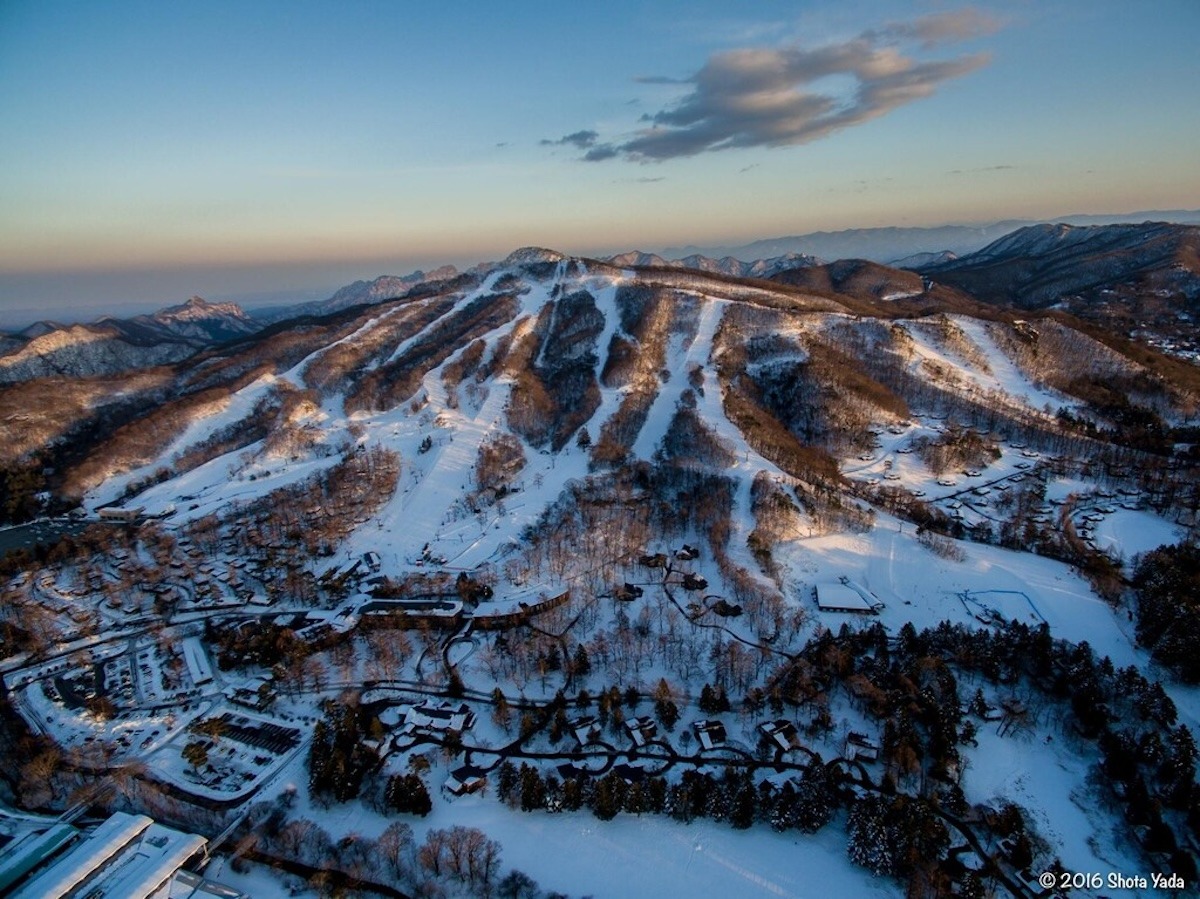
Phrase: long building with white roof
[{"left": 2, "top": 810, "right": 242, "bottom": 899}]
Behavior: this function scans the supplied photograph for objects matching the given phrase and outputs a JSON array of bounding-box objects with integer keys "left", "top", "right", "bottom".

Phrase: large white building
[{"left": 0, "top": 811, "right": 243, "bottom": 899}]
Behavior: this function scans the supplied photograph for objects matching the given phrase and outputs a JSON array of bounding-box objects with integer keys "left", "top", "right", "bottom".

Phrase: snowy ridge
[{"left": 608, "top": 250, "right": 821, "bottom": 281}]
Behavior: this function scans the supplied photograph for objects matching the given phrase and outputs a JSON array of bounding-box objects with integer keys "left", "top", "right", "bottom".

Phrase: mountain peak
[
  {"left": 153, "top": 296, "right": 249, "bottom": 323},
  {"left": 503, "top": 247, "right": 567, "bottom": 267}
]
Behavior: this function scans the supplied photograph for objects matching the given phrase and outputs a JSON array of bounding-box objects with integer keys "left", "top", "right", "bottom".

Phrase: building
[
  {"left": 759, "top": 719, "right": 801, "bottom": 751},
  {"left": 181, "top": 636, "right": 214, "bottom": 687},
  {"left": 569, "top": 715, "right": 602, "bottom": 746},
  {"left": 625, "top": 715, "right": 658, "bottom": 747},
  {"left": 2, "top": 811, "right": 243, "bottom": 899},
  {"left": 98, "top": 506, "right": 144, "bottom": 523},
  {"left": 0, "top": 823, "right": 79, "bottom": 894},
  {"left": 444, "top": 765, "right": 488, "bottom": 797},
  {"left": 400, "top": 700, "right": 476, "bottom": 735},
  {"left": 813, "top": 582, "right": 876, "bottom": 613},
  {"left": 844, "top": 731, "right": 880, "bottom": 763},
  {"left": 692, "top": 719, "right": 727, "bottom": 751}
]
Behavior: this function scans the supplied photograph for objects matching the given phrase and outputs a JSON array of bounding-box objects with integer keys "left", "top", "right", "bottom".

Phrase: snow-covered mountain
[
  {"left": 0, "top": 323, "right": 193, "bottom": 382},
  {"left": 890, "top": 250, "right": 957, "bottom": 269},
  {"left": 0, "top": 296, "right": 260, "bottom": 383},
  {"left": 8, "top": 244, "right": 1186, "bottom": 519},
  {"left": 3, "top": 244, "right": 1199, "bottom": 899},
  {"left": 919, "top": 222, "right": 1200, "bottom": 359},
  {"left": 135, "top": 295, "right": 259, "bottom": 342},
  {"left": 769, "top": 258, "right": 929, "bottom": 303},
  {"left": 921, "top": 221, "right": 1200, "bottom": 307}
]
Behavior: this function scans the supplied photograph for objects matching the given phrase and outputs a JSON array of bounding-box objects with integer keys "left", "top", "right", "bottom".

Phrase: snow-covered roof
[
  {"left": 402, "top": 700, "right": 474, "bottom": 732},
  {"left": 0, "top": 824, "right": 79, "bottom": 894},
  {"left": 181, "top": 636, "right": 213, "bottom": 685},
  {"left": 814, "top": 582, "right": 874, "bottom": 612},
  {"left": 10, "top": 812, "right": 153, "bottom": 899}
]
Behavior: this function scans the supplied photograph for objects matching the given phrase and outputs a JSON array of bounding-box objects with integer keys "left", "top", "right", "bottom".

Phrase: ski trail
[
  {"left": 952, "top": 316, "right": 1072, "bottom": 413},
  {"left": 631, "top": 297, "right": 724, "bottom": 460},
  {"left": 279, "top": 302, "right": 414, "bottom": 385},
  {"left": 380, "top": 267, "right": 509, "bottom": 367}
]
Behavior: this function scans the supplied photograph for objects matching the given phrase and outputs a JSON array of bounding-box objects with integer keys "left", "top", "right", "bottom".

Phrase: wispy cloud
[
  {"left": 540, "top": 129, "right": 601, "bottom": 150},
  {"left": 948, "top": 164, "right": 1016, "bottom": 174},
  {"left": 867, "top": 9, "right": 1002, "bottom": 49},
  {"left": 571, "top": 8, "right": 1000, "bottom": 164}
]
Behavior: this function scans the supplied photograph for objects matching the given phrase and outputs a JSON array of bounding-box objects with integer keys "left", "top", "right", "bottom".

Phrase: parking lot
[{"left": 215, "top": 712, "right": 300, "bottom": 753}]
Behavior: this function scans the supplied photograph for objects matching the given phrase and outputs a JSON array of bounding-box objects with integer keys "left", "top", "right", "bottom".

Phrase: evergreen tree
[
  {"left": 498, "top": 869, "right": 541, "bottom": 899},
  {"left": 519, "top": 763, "right": 546, "bottom": 812},
  {"left": 385, "top": 773, "right": 432, "bottom": 816},
  {"left": 609, "top": 704, "right": 626, "bottom": 737},
  {"left": 771, "top": 781, "right": 800, "bottom": 831},
  {"left": 492, "top": 687, "right": 512, "bottom": 732},
  {"left": 572, "top": 644, "right": 591, "bottom": 677},
  {"left": 793, "top": 763, "right": 835, "bottom": 833},
  {"left": 716, "top": 685, "right": 732, "bottom": 712},
  {"left": 655, "top": 697, "right": 680, "bottom": 732},
  {"left": 549, "top": 707, "right": 569, "bottom": 745},
  {"left": 1160, "top": 725, "right": 1197, "bottom": 808},
  {"left": 959, "top": 870, "right": 985, "bottom": 899},
  {"left": 497, "top": 761, "right": 519, "bottom": 806},
  {"left": 731, "top": 777, "right": 757, "bottom": 829},
  {"left": 847, "top": 795, "right": 895, "bottom": 876},
  {"left": 561, "top": 776, "right": 584, "bottom": 812},
  {"left": 592, "top": 773, "right": 623, "bottom": 821}
]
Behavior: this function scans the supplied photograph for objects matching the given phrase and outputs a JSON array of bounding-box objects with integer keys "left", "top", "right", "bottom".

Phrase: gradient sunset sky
[{"left": 1, "top": 0, "right": 1198, "bottom": 323}]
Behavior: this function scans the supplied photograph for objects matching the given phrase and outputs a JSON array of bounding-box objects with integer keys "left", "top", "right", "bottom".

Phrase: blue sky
[{"left": 1, "top": 0, "right": 1198, "bottom": 322}]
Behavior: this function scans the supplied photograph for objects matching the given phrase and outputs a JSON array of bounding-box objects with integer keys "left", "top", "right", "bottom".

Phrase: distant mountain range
[
  {"left": 662, "top": 209, "right": 1200, "bottom": 265},
  {"left": 606, "top": 251, "right": 820, "bottom": 280},
  {"left": 0, "top": 297, "right": 258, "bottom": 383},
  {"left": 251, "top": 265, "right": 462, "bottom": 324},
  {"left": 0, "top": 266, "right": 468, "bottom": 383}
]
